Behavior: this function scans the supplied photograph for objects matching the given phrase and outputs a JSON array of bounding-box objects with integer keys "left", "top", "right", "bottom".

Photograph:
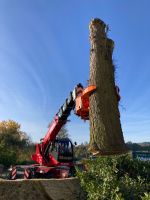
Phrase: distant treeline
[{"left": 126, "top": 142, "right": 150, "bottom": 151}]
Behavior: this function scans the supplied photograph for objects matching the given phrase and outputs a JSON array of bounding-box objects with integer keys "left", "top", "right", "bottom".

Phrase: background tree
[
  {"left": 57, "top": 126, "right": 70, "bottom": 138},
  {"left": 0, "top": 120, "right": 31, "bottom": 148},
  {"left": 0, "top": 120, "right": 34, "bottom": 166},
  {"left": 126, "top": 142, "right": 150, "bottom": 151},
  {"left": 74, "top": 142, "right": 90, "bottom": 160}
]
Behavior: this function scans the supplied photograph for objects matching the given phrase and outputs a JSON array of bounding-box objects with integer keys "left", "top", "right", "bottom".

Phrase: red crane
[{"left": 9, "top": 83, "right": 96, "bottom": 179}]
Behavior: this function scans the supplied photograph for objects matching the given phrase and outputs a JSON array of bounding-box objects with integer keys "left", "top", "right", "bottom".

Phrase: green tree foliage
[
  {"left": 77, "top": 155, "right": 150, "bottom": 200},
  {"left": 0, "top": 145, "right": 17, "bottom": 167},
  {"left": 0, "top": 120, "right": 34, "bottom": 166}
]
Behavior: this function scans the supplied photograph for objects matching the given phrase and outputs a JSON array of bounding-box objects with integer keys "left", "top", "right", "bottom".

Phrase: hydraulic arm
[
  {"left": 9, "top": 83, "right": 96, "bottom": 179},
  {"left": 31, "top": 83, "right": 96, "bottom": 166}
]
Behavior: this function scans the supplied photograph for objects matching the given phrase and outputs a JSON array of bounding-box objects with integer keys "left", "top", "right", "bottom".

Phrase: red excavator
[{"left": 9, "top": 83, "right": 96, "bottom": 179}]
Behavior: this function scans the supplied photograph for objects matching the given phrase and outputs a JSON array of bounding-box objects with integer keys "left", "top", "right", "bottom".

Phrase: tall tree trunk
[{"left": 89, "top": 18, "right": 127, "bottom": 155}]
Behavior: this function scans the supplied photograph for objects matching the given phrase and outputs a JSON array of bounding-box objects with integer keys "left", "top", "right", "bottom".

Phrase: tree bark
[{"left": 89, "top": 18, "right": 127, "bottom": 155}]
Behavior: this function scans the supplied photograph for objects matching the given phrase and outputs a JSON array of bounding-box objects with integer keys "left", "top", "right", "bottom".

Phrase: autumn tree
[
  {"left": 89, "top": 19, "right": 127, "bottom": 155},
  {"left": 0, "top": 120, "right": 33, "bottom": 166},
  {"left": 0, "top": 120, "right": 31, "bottom": 147}
]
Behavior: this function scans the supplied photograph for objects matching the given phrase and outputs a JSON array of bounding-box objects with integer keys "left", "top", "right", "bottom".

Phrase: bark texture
[{"left": 89, "top": 18, "right": 127, "bottom": 155}]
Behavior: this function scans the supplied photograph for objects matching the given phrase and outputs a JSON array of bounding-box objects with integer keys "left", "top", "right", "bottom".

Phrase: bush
[
  {"left": 0, "top": 145, "right": 17, "bottom": 167},
  {"left": 77, "top": 155, "right": 150, "bottom": 200}
]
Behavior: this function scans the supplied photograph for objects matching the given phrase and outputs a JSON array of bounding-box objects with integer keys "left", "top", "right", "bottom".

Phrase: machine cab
[{"left": 49, "top": 138, "right": 74, "bottom": 162}]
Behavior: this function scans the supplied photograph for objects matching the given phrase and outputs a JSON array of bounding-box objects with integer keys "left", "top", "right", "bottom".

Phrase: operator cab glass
[{"left": 49, "top": 138, "right": 73, "bottom": 162}]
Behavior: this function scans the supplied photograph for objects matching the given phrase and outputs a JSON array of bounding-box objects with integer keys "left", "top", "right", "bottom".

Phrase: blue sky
[{"left": 0, "top": 0, "right": 150, "bottom": 143}]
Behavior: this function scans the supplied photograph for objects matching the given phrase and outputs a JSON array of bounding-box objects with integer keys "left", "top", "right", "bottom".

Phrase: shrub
[
  {"left": 77, "top": 155, "right": 150, "bottom": 200},
  {"left": 0, "top": 145, "right": 17, "bottom": 167}
]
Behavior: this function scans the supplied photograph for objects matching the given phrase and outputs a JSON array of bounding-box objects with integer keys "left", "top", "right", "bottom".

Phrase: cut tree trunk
[{"left": 89, "top": 18, "right": 127, "bottom": 155}]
